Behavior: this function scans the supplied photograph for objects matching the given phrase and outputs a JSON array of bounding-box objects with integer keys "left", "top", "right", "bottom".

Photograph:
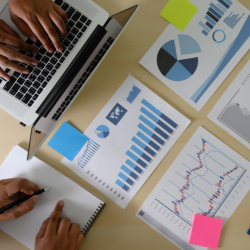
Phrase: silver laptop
[{"left": 0, "top": 0, "right": 138, "bottom": 159}]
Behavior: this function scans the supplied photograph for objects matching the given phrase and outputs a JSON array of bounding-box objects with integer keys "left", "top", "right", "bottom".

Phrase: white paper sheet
[
  {"left": 140, "top": 0, "right": 250, "bottom": 111},
  {"left": 62, "top": 75, "right": 190, "bottom": 208},
  {"left": 136, "top": 127, "right": 250, "bottom": 250},
  {"left": 208, "top": 59, "right": 250, "bottom": 150},
  {"left": 0, "top": 146, "right": 104, "bottom": 250}
]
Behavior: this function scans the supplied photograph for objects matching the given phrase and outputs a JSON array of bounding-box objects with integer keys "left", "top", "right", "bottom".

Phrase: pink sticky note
[{"left": 189, "top": 214, "right": 223, "bottom": 249}]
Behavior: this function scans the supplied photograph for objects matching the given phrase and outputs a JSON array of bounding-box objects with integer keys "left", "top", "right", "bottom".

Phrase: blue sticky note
[{"left": 48, "top": 122, "right": 89, "bottom": 161}]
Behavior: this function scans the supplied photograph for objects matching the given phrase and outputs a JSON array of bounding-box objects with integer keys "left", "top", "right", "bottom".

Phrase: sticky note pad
[
  {"left": 48, "top": 122, "right": 89, "bottom": 161},
  {"left": 160, "top": 0, "right": 198, "bottom": 31},
  {"left": 189, "top": 214, "right": 223, "bottom": 249}
]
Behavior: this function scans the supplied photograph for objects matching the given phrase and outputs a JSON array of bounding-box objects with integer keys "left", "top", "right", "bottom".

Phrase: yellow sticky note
[{"left": 160, "top": 0, "right": 198, "bottom": 31}]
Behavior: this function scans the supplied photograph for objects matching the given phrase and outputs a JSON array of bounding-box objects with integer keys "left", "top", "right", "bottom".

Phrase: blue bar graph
[
  {"left": 223, "top": 12, "right": 245, "bottom": 29},
  {"left": 218, "top": 0, "right": 230, "bottom": 9},
  {"left": 199, "top": 21, "right": 211, "bottom": 33},
  {"left": 138, "top": 123, "right": 165, "bottom": 145},
  {"left": 210, "top": 3, "right": 224, "bottom": 16},
  {"left": 131, "top": 145, "right": 152, "bottom": 163},
  {"left": 126, "top": 159, "right": 144, "bottom": 174},
  {"left": 115, "top": 179, "right": 130, "bottom": 192},
  {"left": 208, "top": 7, "right": 222, "bottom": 19},
  {"left": 141, "top": 99, "right": 178, "bottom": 129},
  {"left": 118, "top": 172, "right": 134, "bottom": 186},
  {"left": 126, "top": 150, "right": 147, "bottom": 168},
  {"left": 137, "top": 132, "right": 161, "bottom": 151},
  {"left": 78, "top": 139, "right": 100, "bottom": 168},
  {"left": 140, "top": 107, "right": 174, "bottom": 134},
  {"left": 205, "top": 15, "right": 217, "bottom": 26},
  {"left": 121, "top": 165, "right": 139, "bottom": 180},
  {"left": 200, "top": 0, "right": 233, "bottom": 36},
  {"left": 139, "top": 116, "right": 169, "bottom": 140},
  {"left": 132, "top": 136, "right": 156, "bottom": 157}
]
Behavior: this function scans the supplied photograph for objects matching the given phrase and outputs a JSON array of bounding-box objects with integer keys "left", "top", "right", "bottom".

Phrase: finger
[
  {"left": 0, "top": 20, "right": 20, "bottom": 39},
  {"left": 49, "top": 10, "right": 67, "bottom": 39},
  {"left": 0, "top": 178, "right": 39, "bottom": 200},
  {"left": 36, "top": 217, "right": 50, "bottom": 241},
  {"left": 0, "top": 66, "right": 10, "bottom": 81},
  {"left": 57, "top": 217, "right": 71, "bottom": 237},
  {"left": 69, "top": 223, "right": 80, "bottom": 241},
  {"left": 76, "top": 232, "right": 84, "bottom": 248},
  {"left": 46, "top": 200, "right": 64, "bottom": 235},
  {"left": 0, "top": 46, "right": 38, "bottom": 68},
  {"left": 10, "top": 15, "right": 37, "bottom": 42},
  {"left": 24, "top": 15, "right": 53, "bottom": 52},
  {"left": 53, "top": 3, "right": 68, "bottom": 23},
  {"left": 37, "top": 14, "right": 63, "bottom": 52},
  {"left": 0, "top": 56, "right": 34, "bottom": 75},
  {"left": 0, "top": 32, "right": 38, "bottom": 53},
  {"left": 0, "top": 195, "right": 38, "bottom": 222}
]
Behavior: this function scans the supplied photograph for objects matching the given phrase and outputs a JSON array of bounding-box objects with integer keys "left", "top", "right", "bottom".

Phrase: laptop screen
[{"left": 109, "top": 5, "right": 138, "bottom": 28}]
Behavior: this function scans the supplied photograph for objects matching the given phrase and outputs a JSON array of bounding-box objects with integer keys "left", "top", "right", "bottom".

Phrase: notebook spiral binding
[{"left": 82, "top": 202, "right": 106, "bottom": 236}]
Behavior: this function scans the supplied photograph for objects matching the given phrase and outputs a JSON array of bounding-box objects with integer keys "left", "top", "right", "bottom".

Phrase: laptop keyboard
[
  {"left": 1, "top": 0, "right": 92, "bottom": 108},
  {"left": 51, "top": 36, "right": 114, "bottom": 121}
]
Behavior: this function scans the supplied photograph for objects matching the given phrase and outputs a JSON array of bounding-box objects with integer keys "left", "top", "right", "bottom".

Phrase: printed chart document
[
  {"left": 62, "top": 75, "right": 190, "bottom": 208},
  {"left": 136, "top": 127, "right": 250, "bottom": 250},
  {"left": 208, "top": 60, "right": 250, "bottom": 150},
  {"left": 140, "top": 0, "right": 250, "bottom": 111}
]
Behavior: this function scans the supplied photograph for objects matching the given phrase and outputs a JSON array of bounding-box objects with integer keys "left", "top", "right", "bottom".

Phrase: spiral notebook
[{"left": 0, "top": 145, "right": 105, "bottom": 250}]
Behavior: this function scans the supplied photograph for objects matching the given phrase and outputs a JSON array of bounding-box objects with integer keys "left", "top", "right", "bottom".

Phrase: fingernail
[
  {"left": 31, "top": 61, "right": 38, "bottom": 66},
  {"left": 58, "top": 200, "right": 64, "bottom": 206},
  {"left": 33, "top": 48, "right": 38, "bottom": 53},
  {"left": 30, "top": 36, "right": 37, "bottom": 42},
  {"left": 50, "top": 212, "right": 53, "bottom": 217},
  {"left": 33, "top": 196, "right": 39, "bottom": 202},
  {"left": 5, "top": 77, "right": 10, "bottom": 81},
  {"left": 58, "top": 47, "right": 63, "bottom": 53},
  {"left": 49, "top": 48, "right": 53, "bottom": 53},
  {"left": 23, "top": 69, "right": 29, "bottom": 74}
]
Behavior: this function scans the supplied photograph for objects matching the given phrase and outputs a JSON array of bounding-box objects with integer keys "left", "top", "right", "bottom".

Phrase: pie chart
[
  {"left": 95, "top": 125, "right": 110, "bottom": 138},
  {"left": 157, "top": 34, "right": 201, "bottom": 81}
]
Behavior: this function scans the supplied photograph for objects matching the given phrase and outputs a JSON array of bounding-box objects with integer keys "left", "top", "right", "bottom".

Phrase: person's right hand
[
  {"left": 35, "top": 200, "right": 84, "bottom": 250},
  {"left": 0, "top": 20, "right": 38, "bottom": 81},
  {"left": 0, "top": 178, "right": 40, "bottom": 222}
]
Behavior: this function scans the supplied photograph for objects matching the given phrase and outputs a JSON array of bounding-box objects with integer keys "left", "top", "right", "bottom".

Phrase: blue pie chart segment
[
  {"left": 162, "top": 40, "right": 177, "bottom": 59},
  {"left": 157, "top": 36, "right": 200, "bottom": 82},
  {"left": 95, "top": 125, "right": 110, "bottom": 139},
  {"left": 165, "top": 61, "right": 192, "bottom": 81}
]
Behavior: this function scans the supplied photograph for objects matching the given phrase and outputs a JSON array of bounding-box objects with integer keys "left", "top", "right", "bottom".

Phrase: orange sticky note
[{"left": 189, "top": 214, "right": 223, "bottom": 249}]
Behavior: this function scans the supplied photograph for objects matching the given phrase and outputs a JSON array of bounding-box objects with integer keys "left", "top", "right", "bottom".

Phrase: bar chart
[
  {"left": 77, "top": 139, "right": 100, "bottom": 168},
  {"left": 115, "top": 98, "right": 179, "bottom": 192},
  {"left": 62, "top": 75, "right": 191, "bottom": 208},
  {"left": 199, "top": 0, "right": 233, "bottom": 36},
  {"left": 223, "top": 12, "right": 245, "bottom": 29}
]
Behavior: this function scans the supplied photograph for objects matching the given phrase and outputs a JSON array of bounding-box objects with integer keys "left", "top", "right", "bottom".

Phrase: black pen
[{"left": 0, "top": 187, "right": 51, "bottom": 214}]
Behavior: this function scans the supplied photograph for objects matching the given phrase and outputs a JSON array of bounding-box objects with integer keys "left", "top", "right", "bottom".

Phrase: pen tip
[{"left": 44, "top": 186, "right": 51, "bottom": 191}]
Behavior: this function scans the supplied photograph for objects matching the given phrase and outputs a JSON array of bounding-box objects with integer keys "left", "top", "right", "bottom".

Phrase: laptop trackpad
[{"left": 0, "top": 91, "right": 27, "bottom": 117}]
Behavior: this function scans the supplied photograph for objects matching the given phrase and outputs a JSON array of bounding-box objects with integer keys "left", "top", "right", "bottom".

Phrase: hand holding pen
[{"left": 0, "top": 178, "right": 40, "bottom": 222}]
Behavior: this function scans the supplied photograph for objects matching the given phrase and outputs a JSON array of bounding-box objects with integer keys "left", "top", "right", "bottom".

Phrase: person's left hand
[
  {"left": 9, "top": 0, "right": 68, "bottom": 53},
  {"left": 0, "top": 178, "right": 40, "bottom": 222}
]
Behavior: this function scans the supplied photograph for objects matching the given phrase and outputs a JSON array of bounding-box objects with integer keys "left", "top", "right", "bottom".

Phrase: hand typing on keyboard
[
  {"left": 9, "top": 0, "right": 68, "bottom": 53},
  {"left": 0, "top": 20, "right": 38, "bottom": 81}
]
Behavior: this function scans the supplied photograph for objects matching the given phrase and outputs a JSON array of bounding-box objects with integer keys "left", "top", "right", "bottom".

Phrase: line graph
[
  {"left": 137, "top": 127, "right": 250, "bottom": 249},
  {"left": 155, "top": 136, "right": 246, "bottom": 226}
]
